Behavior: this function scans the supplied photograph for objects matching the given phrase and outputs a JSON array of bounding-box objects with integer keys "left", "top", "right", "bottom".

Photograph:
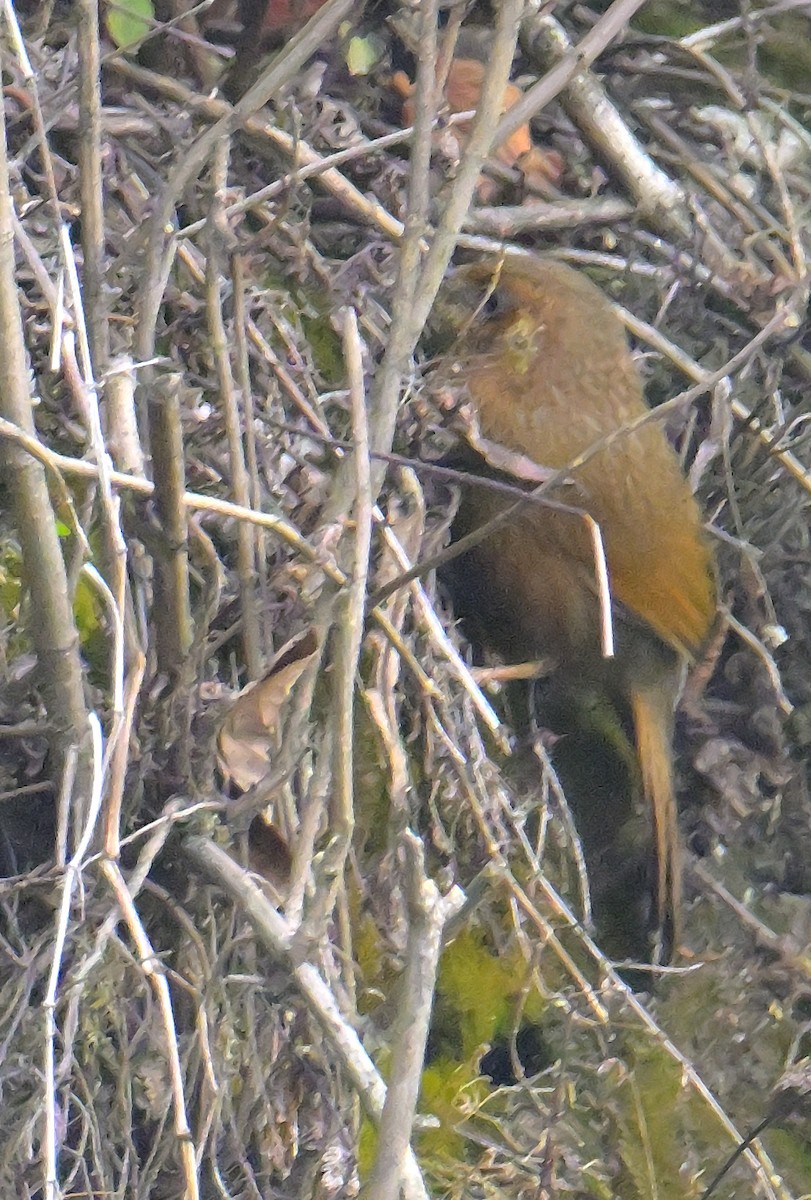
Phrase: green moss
[
  {"left": 435, "top": 926, "right": 544, "bottom": 1058},
  {"left": 615, "top": 1038, "right": 690, "bottom": 1200},
  {"left": 763, "top": 1125, "right": 811, "bottom": 1196},
  {"left": 417, "top": 1058, "right": 490, "bottom": 1162},
  {"left": 300, "top": 312, "right": 344, "bottom": 387}
]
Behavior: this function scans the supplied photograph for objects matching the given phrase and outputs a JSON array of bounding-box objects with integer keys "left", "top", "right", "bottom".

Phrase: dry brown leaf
[
  {"left": 392, "top": 58, "right": 563, "bottom": 203},
  {"left": 248, "top": 813, "right": 293, "bottom": 891},
  {"left": 216, "top": 627, "right": 319, "bottom": 791}
]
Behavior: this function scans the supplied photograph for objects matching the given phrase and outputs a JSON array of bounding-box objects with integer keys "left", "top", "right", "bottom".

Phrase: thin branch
[
  {"left": 375, "top": 513, "right": 505, "bottom": 741},
  {"left": 333, "top": 307, "right": 372, "bottom": 848},
  {"left": 311, "top": 308, "right": 373, "bottom": 960},
  {"left": 0, "top": 70, "right": 89, "bottom": 780},
  {"left": 365, "top": 833, "right": 464, "bottom": 1200},
  {"left": 363, "top": 0, "right": 526, "bottom": 501},
  {"left": 103, "top": 650, "right": 146, "bottom": 860},
  {"left": 205, "top": 142, "right": 262, "bottom": 679},
  {"left": 514, "top": 3, "right": 691, "bottom": 238},
  {"left": 102, "top": 859, "right": 200, "bottom": 1200},
  {"left": 618, "top": 306, "right": 811, "bottom": 497},
  {"left": 465, "top": 196, "right": 634, "bottom": 237},
  {"left": 147, "top": 372, "right": 193, "bottom": 675},
  {"left": 134, "top": 0, "right": 358, "bottom": 364},
  {"left": 232, "top": 254, "right": 270, "bottom": 663},
  {"left": 75, "top": 0, "right": 108, "bottom": 371},
  {"left": 182, "top": 835, "right": 431, "bottom": 1200},
  {"left": 42, "top": 715, "right": 103, "bottom": 1200}
]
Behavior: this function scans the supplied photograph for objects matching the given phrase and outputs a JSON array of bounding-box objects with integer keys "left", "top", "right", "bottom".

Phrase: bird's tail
[{"left": 629, "top": 682, "right": 680, "bottom": 962}]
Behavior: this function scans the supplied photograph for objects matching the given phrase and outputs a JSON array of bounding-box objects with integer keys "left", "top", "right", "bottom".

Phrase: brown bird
[{"left": 435, "top": 257, "right": 716, "bottom": 961}]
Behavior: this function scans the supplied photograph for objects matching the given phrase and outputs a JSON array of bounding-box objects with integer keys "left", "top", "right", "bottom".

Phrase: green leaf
[
  {"left": 345, "top": 34, "right": 383, "bottom": 77},
  {"left": 74, "top": 574, "right": 101, "bottom": 645},
  {"left": 106, "top": 0, "right": 153, "bottom": 52},
  {"left": 357, "top": 1117, "right": 377, "bottom": 1179},
  {"left": 0, "top": 544, "right": 22, "bottom": 619}
]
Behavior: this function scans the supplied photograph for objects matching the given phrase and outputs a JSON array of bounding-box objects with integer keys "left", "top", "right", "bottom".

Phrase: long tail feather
[{"left": 629, "top": 683, "right": 680, "bottom": 961}]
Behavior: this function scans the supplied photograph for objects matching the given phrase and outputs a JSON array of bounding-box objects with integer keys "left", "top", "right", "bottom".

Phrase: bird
[{"left": 434, "top": 256, "right": 716, "bottom": 962}]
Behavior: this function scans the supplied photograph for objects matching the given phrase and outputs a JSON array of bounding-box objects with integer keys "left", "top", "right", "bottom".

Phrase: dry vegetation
[{"left": 0, "top": 0, "right": 810, "bottom": 1197}]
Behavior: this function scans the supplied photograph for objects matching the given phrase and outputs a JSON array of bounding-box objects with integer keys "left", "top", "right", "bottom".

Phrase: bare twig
[
  {"left": 147, "top": 372, "right": 194, "bottom": 676},
  {"left": 0, "top": 72, "right": 89, "bottom": 786},
  {"left": 102, "top": 859, "right": 201, "bottom": 1200},
  {"left": 311, "top": 308, "right": 374, "bottom": 987},
  {"left": 206, "top": 142, "right": 262, "bottom": 679},
  {"left": 335, "top": 306, "right": 372, "bottom": 850},
  {"left": 692, "top": 861, "right": 811, "bottom": 978},
  {"left": 465, "top": 196, "right": 634, "bottom": 236},
  {"left": 512, "top": 1, "right": 690, "bottom": 236},
  {"left": 364, "top": 832, "right": 464, "bottom": 1200},
  {"left": 232, "top": 254, "right": 271, "bottom": 662},
  {"left": 133, "top": 0, "right": 358, "bottom": 365},
  {"left": 619, "top": 306, "right": 811, "bottom": 497},
  {"left": 725, "top": 611, "right": 793, "bottom": 715},
  {"left": 42, "top": 715, "right": 103, "bottom": 1200},
  {"left": 75, "top": 0, "right": 108, "bottom": 370},
  {"left": 103, "top": 649, "right": 146, "bottom": 860},
  {"left": 375, "top": 513, "right": 505, "bottom": 741},
  {"left": 361, "top": 0, "right": 526, "bottom": 505},
  {"left": 182, "top": 835, "right": 431, "bottom": 1200}
]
